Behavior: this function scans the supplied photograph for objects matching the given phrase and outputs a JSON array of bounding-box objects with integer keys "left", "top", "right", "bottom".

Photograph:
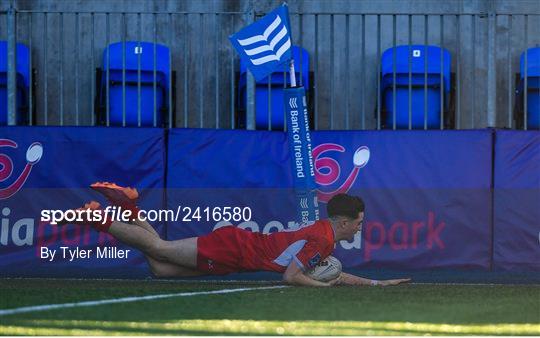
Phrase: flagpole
[{"left": 289, "top": 59, "right": 297, "bottom": 87}]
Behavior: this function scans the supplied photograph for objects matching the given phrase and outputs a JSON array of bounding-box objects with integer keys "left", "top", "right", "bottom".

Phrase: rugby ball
[{"left": 305, "top": 256, "right": 342, "bottom": 282}]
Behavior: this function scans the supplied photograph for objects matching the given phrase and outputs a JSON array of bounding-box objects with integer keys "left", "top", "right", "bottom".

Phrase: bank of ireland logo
[
  {"left": 0, "top": 139, "right": 43, "bottom": 200},
  {"left": 313, "top": 144, "right": 370, "bottom": 203}
]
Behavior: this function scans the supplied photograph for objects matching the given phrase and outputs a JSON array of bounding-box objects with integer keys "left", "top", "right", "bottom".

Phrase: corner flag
[{"left": 229, "top": 4, "right": 292, "bottom": 82}]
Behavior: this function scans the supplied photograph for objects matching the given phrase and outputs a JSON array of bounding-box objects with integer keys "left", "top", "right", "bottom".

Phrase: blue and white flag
[{"left": 229, "top": 4, "right": 292, "bottom": 82}]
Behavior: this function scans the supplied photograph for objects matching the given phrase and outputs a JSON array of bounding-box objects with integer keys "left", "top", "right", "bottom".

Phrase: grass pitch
[{"left": 0, "top": 278, "right": 538, "bottom": 336}]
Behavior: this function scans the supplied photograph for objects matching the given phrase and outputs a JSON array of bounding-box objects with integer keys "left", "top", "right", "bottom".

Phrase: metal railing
[{"left": 2, "top": 7, "right": 539, "bottom": 130}]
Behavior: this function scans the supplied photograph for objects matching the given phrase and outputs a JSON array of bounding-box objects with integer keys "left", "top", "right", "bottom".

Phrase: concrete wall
[{"left": 1, "top": 0, "right": 539, "bottom": 129}]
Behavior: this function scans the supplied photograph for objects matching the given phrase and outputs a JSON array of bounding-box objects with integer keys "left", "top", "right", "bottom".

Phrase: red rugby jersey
[{"left": 237, "top": 219, "right": 336, "bottom": 273}]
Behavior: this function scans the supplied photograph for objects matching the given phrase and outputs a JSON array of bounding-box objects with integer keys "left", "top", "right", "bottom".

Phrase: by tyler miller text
[{"left": 40, "top": 246, "right": 130, "bottom": 262}]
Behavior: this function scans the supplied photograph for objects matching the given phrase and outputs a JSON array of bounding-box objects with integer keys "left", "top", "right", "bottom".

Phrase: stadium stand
[
  {"left": 0, "top": 1, "right": 539, "bottom": 310},
  {"left": 380, "top": 45, "right": 451, "bottom": 129},
  {"left": 0, "top": 41, "right": 30, "bottom": 125},
  {"left": 238, "top": 45, "right": 309, "bottom": 130},
  {"left": 96, "top": 41, "right": 171, "bottom": 127}
]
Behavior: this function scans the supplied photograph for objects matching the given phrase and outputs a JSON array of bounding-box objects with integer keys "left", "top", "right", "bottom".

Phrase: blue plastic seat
[
  {"left": 238, "top": 46, "right": 310, "bottom": 129},
  {"left": 517, "top": 47, "right": 540, "bottom": 129},
  {"left": 100, "top": 41, "right": 170, "bottom": 127},
  {"left": 0, "top": 41, "right": 30, "bottom": 125},
  {"left": 381, "top": 45, "right": 451, "bottom": 129}
]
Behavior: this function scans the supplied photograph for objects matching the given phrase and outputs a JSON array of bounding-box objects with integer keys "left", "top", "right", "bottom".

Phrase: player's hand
[
  {"left": 326, "top": 274, "right": 342, "bottom": 286},
  {"left": 380, "top": 278, "right": 411, "bottom": 286}
]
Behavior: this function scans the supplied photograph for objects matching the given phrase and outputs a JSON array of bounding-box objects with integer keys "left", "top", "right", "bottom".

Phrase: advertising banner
[
  {"left": 493, "top": 130, "right": 540, "bottom": 271},
  {"left": 0, "top": 127, "right": 165, "bottom": 277},
  {"left": 166, "top": 129, "right": 493, "bottom": 270}
]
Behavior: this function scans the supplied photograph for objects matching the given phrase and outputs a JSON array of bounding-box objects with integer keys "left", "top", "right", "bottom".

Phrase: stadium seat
[
  {"left": 0, "top": 41, "right": 30, "bottom": 125},
  {"left": 238, "top": 45, "right": 310, "bottom": 130},
  {"left": 517, "top": 47, "right": 540, "bottom": 129},
  {"left": 380, "top": 45, "right": 451, "bottom": 129},
  {"left": 99, "top": 41, "right": 171, "bottom": 127}
]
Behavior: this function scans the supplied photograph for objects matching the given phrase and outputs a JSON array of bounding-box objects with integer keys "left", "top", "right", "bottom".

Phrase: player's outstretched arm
[
  {"left": 339, "top": 272, "right": 411, "bottom": 286},
  {"left": 283, "top": 260, "right": 339, "bottom": 287}
]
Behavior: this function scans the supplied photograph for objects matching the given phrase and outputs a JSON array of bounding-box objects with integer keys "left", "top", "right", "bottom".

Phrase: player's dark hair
[{"left": 327, "top": 193, "right": 365, "bottom": 220}]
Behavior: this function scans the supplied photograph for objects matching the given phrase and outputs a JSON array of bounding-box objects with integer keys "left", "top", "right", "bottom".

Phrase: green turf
[{"left": 0, "top": 279, "right": 538, "bottom": 336}]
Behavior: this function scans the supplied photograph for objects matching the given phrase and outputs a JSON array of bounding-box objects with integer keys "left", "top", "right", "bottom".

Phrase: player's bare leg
[
  {"left": 106, "top": 220, "right": 198, "bottom": 268},
  {"left": 107, "top": 220, "right": 202, "bottom": 273},
  {"left": 128, "top": 218, "right": 200, "bottom": 277},
  {"left": 145, "top": 257, "right": 205, "bottom": 277},
  {"left": 132, "top": 218, "right": 159, "bottom": 237},
  {"left": 89, "top": 182, "right": 192, "bottom": 275},
  {"left": 59, "top": 201, "right": 203, "bottom": 276},
  {"left": 123, "top": 217, "right": 187, "bottom": 275}
]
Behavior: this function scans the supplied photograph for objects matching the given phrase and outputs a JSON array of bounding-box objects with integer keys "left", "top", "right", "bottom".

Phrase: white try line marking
[{"left": 0, "top": 285, "right": 288, "bottom": 317}]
